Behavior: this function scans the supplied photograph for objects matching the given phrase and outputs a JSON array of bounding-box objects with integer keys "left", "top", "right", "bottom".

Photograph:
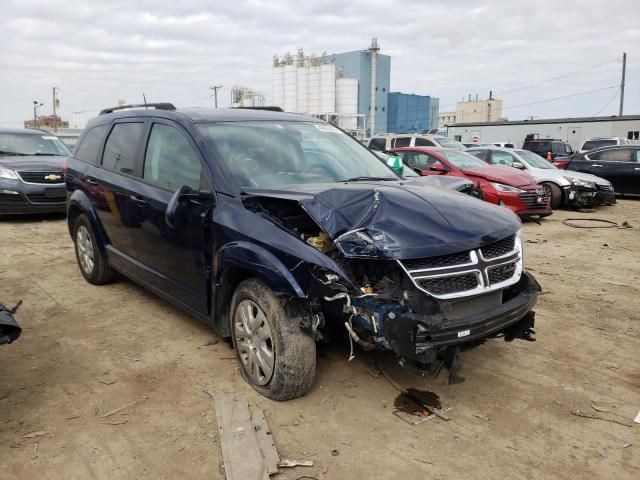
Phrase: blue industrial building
[
  {"left": 387, "top": 93, "right": 440, "bottom": 134},
  {"left": 322, "top": 49, "right": 391, "bottom": 134}
]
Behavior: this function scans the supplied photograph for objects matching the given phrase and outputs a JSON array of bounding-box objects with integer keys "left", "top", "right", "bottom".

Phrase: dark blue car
[{"left": 66, "top": 104, "right": 540, "bottom": 400}]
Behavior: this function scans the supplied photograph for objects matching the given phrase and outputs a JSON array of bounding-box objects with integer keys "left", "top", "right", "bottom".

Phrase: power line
[
  {"left": 593, "top": 87, "right": 620, "bottom": 116},
  {"left": 498, "top": 58, "right": 619, "bottom": 95},
  {"left": 501, "top": 85, "right": 617, "bottom": 111}
]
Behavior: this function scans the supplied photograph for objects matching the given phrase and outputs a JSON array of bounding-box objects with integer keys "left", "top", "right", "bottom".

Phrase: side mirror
[
  {"left": 430, "top": 163, "right": 446, "bottom": 172},
  {"left": 165, "top": 186, "right": 215, "bottom": 228},
  {"left": 512, "top": 161, "right": 525, "bottom": 169}
]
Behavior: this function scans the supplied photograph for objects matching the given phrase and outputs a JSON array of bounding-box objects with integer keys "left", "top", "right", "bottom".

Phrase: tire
[
  {"left": 73, "top": 214, "right": 116, "bottom": 285},
  {"left": 542, "top": 182, "right": 562, "bottom": 209},
  {"left": 230, "top": 278, "right": 316, "bottom": 401}
]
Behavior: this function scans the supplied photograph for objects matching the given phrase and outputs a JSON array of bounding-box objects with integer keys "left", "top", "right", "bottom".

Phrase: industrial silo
[
  {"left": 320, "top": 63, "right": 336, "bottom": 114},
  {"left": 283, "top": 64, "right": 297, "bottom": 113},
  {"left": 336, "top": 77, "right": 358, "bottom": 130},
  {"left": 271, "top": 66, "right": 284, "bottom": 109},
  {"left": 297, "top": 66, "right": 309, "bottom": 113},
  {"left": 308, "top": 65, "right": 321, "bottom": 114}
]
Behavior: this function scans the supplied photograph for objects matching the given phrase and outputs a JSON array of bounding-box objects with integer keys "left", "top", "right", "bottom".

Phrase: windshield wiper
[
  {"left": 0, "top": 150, "right": 28, "bottom": 156},
  {"left": 31, "top": 152, "right": 66, "bottom": 156},
  {"left": 341, "top": 176, "right": 397, "bottom": 182}
]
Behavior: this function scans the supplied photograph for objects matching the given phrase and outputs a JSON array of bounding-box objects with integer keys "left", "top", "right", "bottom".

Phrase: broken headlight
[
  {"left": 334, "top": 228, "right": 401, "bottom": 258},
  {"left": 564, "top": 176, "right": 596, "bottom": 189}
]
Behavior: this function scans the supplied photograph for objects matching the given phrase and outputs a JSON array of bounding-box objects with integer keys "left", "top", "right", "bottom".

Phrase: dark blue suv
[{"left": 66, "top": 104, "right": 540, "bottom": 400}]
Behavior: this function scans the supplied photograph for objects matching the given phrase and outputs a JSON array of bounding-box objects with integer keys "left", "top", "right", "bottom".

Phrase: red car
[{"left": 391, "top": 147, "right": 552, "bottom": 218}]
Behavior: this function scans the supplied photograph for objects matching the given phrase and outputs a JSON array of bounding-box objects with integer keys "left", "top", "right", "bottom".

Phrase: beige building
[{"left": 439, "top": 94, "right": 503, "bottom": 128}]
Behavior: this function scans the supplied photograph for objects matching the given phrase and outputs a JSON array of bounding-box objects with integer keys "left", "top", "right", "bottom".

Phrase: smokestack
[{"left": 369, "top": 37, "right": 380, "bottom": 136}]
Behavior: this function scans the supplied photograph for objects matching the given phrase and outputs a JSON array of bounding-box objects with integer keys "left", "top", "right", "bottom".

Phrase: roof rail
[
  {"left": 99, "top": 103, "right": 176, "bottom": 115},
  {"left": 233, "top": 106, "right": 284, "bottom": 112}
]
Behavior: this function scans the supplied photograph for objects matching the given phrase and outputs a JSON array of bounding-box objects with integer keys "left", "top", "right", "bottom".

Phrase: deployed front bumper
[
  {"left": 565, "top": 185, "right": 616, "bottom": 208},
  {"left": 380, "top": 272, "right": 540, "bottom": 363}
]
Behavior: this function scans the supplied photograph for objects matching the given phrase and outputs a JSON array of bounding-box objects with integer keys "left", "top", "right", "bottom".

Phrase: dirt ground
[{"left": 1, "top": 201, "right": 639, "bottom": 480}]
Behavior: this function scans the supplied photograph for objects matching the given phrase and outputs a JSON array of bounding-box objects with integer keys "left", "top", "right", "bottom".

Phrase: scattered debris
[
  {"left": 101, "top": 419, "right": 128, "bottom": 426},
  {"left": 31, "top": 442, "right": 39, "bottom": 460},
  {"left": 563, "top": 218, "right": 633, "bottom": 229},
  {"left": 100, "top": 396, "right": 148, "bottom": 418},
  {"left": 591, "top": 403, "right": 611, "bottom": 413},
  {"left": 204, "top": 337, "right": 219, "bottom": 346},
  {"left": 571, "top": 409, "right": 634, "bottom": 427},
  {"left": 635, "top": 411, "right": 640, "bottom": 424},
  {"left": 65, "top": 415, "right": 81, "bottom": 420},
  {"left": 413, "top": 458, "right": 433, "bottom": 465},
  {"left": 23, "top": 431, "right": 49, "bottom": 438},
  {"left": 98, "top": 379, "right": 117, "bottom": 386},
  {"left": 622, "top": 442, "right": 632, "bottom": 448},
  {"left": 278, "top": 459, "right": 314, "bottom": 468},
  {"left": 330, "top": 449, "right": 340, "bottom": 456},
  {"left": 474, "top": 413, "right": 490, "bottom": 422},
  {"left": 208, "top": 390, "right": 279, "bottom": 480}
]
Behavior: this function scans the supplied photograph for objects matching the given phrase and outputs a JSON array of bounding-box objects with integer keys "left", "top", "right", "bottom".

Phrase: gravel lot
[{"left": 1, "top": 201, "right": 639, "bottom": 480}]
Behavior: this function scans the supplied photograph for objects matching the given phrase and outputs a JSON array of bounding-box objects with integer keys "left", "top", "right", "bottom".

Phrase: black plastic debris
[{"left": 0, "top": 300, "right": 22, "bottom": 345}]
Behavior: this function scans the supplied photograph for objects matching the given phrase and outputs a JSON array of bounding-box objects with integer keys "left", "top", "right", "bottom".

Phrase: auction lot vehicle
[
  {"left": 0, "top": 128, "right": 70, "bottom": 214},
  {"left": 555, "top": 146, "right": 640, "bottom": 195},
  {"left": 578, "top": 137, "right": 632, "bottom": 153},
  {"left": 468, "top": 147, "right": 616, "bottom": 209},
  {"left": 391, "top": 147, "right": 551, "bottom": 218},
  {"left": 66, "top": 104, "right": 540, "bottom": 400},
  {"left": 368, "top": 134, "right": 466, "bottom": 151},
  {"left": 522, "top": 139, "right": 574, "bottom": 160}
]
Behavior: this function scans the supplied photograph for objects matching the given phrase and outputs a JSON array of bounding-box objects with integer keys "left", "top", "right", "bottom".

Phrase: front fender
[{"left": 215, "top": 241, "right": 307, "bottom": 298}]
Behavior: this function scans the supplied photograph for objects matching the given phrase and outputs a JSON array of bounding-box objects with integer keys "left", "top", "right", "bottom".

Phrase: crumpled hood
[
  {"left": 0, "top": 155, "right": 66, "bottom": 171},
  {"left": 564, "top": 169, "right": 610, "bottom": 185},
  {"left": 402, "top": 175, "right": 474, "bottom": 192},
  {"left": 243, "top": 181, "right": 521, "bottom": 260},
  {"left": 462, "top": 165, "right": 535, "bottom": 187}
]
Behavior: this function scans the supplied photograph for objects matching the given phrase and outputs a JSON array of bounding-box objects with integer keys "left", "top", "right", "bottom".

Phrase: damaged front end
[
  {"left": 242, "top": 183, "right": 540, "bottom": 383},
  {"left": 0, "top": 300, "right": 22, "bottom": 346}
]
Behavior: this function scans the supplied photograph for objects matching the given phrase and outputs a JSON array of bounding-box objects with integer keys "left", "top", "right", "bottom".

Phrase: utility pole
[
  {"left": 619, "top": 52, "right": 626, "bottom": 116},
  {"left": 210, "top": 85, "right": 222, "bottom": 108},
  {"left": 52, "top": 86, "right": 59, "bottom": 132}
]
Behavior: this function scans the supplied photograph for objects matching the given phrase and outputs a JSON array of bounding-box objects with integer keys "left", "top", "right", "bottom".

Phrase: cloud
[{"left": 0, "top": 0, "right": 638, "bottom": 127}]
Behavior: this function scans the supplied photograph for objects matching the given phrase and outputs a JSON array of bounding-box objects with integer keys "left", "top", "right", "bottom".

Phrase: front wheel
[
  {"left": 230, "top": 278, "right": 316, "bottom": 401},
  {"left": 542, "top": 182, "right": 562, "bottom": 209}
]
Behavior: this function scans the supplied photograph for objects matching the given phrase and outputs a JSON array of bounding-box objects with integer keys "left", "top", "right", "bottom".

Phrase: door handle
[
  {"left": 591, "top": 164, "right": 603, "bottom": 167},
  {"left": 86, "top": 178, "right": 99, "bottom": 185},
  {"left": 130, "top": 195, "right": 147, "bottom": 205}
]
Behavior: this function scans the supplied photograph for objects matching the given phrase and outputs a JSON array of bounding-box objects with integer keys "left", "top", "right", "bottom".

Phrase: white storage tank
[
  {"left": 296, "top": 66, "right": 309, "bottom": 113},
  {"left": 320, "top": 64, "right": 336, "bottom": 114},
  {"left": 308, "top": 66, "right": 321, "bottom": 114},
  {"left": 336, "top": 77, "right": 358, "bottom": 129},
  {"left": 271, "top": 67, "right": 284, "bottom": 109},
  {"left": 283, "top": 64, "right": 297, "bottom": 113}
]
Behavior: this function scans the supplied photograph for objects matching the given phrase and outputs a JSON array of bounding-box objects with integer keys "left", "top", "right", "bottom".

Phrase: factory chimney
[{"left": 368, "top": 38, "right": 380, "bottom": 136}]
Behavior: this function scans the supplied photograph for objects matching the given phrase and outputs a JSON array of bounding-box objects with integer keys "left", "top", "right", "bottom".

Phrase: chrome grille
[
  {"left": 17, "top": 171, "right": 64, "bottom": 184},
  {"left": 398, "top": 233, "right": 522, "bottom": 299},
  {"left": 519, "top": 189, "right": 550, "bottom": 208},
  {"left": 480, "top": 235, "right": 515, "bottom": 259}
]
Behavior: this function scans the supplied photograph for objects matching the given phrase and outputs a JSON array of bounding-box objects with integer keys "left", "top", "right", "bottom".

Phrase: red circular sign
[{"left": 471, "top": 134, "right": 480, "bottom": 143}]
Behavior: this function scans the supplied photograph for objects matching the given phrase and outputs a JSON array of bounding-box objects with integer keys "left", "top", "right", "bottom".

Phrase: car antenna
[{"left": 143, "top": 93, "right": 148, "bottom": 109}]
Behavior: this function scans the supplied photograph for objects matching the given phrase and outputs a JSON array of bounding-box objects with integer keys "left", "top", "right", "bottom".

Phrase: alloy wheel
[
  {"left": 76, "top": 225, "right": 95, "bottom": 275},
  {"left": 234, "top": 299, "right": 275, "bottom": 385}
]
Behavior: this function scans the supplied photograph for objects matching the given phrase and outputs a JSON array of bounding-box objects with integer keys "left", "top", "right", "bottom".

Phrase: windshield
[
  {"left": 0, "top": 133, "right": 70, "bottom": 156},
  {"left": 435, "top": 137, "right": 466, "bottom": 150},
  {"left": 582, "top": 139, "right": 617, "bottom": 150},
  {"left": 516, "top": 150, "right": 557, "bottom": 169},
  {"left": 439, "top": 150, "right": 488, "bottom": 169},
  {"left": 198, "top": 121, "right": 398, "bottom": 188}
]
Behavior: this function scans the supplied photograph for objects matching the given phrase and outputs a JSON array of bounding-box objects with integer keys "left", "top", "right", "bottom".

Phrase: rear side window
[
  {"left": 74, "top": 125, "right": 109, "bottom": 164},
  {"left": 526, "top": 142, "right": 547, "bottom": 153},
  {"left": 143, "top": 124, "right": 202, "bottom": 191},
  {"left": 393, "top": 137, "right": 411, "bottom": 148},
  {"left": 415, "top": 137, "right": 436, "bottom": 147},
  {"left": 102, "top": 123, "right": 145, "bottom": 175},
  {"left": 469, "top": 150, "right": 487, "bottom": 161},
  {"left": 491, "top": 151, "right": 517, "bottom": 166},
  {"left": 589, "top": 149, "right": 632, "bottom": 162},
  {"left": 368, "top": 138, "right": 386, "bottom": 151}
]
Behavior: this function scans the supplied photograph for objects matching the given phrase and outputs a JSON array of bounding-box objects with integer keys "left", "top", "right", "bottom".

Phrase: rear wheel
[
  {"left": 542, "top": 182, "right": 562, "bottom": 209},
  {"left": 73, "top": 214, "right": 115, "bottom": 284},
  {"left": 231, "top": 278, "right": 316, "bottom": 401}
]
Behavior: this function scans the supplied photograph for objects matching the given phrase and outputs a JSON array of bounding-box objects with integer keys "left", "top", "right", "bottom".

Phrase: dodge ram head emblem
[{"left": 44, "top": 174, "right": 62, "bottom": 181}]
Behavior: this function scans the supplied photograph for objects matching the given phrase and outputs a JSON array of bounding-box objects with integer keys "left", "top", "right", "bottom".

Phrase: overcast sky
[{"left": 1, "top": 0, "right": 638, "bottom": 128}]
